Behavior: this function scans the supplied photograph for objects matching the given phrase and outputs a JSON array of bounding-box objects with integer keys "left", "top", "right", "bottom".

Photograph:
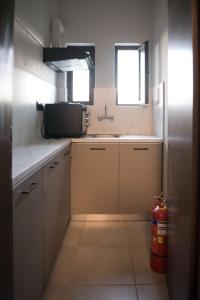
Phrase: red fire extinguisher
[{"left": 150, "top": 196, "right": 168, "bottom": 273}]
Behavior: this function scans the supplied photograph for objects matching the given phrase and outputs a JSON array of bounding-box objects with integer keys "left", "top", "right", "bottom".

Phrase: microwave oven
[{"left": 43, "top": 102, "right": 88, "bottom": 138}]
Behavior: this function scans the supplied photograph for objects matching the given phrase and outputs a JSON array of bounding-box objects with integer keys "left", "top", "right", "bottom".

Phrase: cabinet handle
[
  {"left": 49, "top": 161, "right": 59, "bottom": 169},
  {"left": 21, "top": 182, "right": 39, "bottom": 194},
  {"left": 64, "top": 151, "right": 70, "bottom": 156},
  {"left": 133, "top": 148, "right": 149, "bottom": 151},
  {"left": 90, "top": 147, "right": 106, "bottom": 151}
]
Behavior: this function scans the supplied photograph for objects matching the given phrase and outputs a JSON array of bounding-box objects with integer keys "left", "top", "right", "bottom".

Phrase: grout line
[
  {"left": 48, "top": 283, "right": 154, "bottom": 287},
  {"left": 45, "top": 221, "right": 168, "bottom": 299},
  {"left": 135, "top": 284, "right": 140, "bottom": 300},
  {"left": 128, "top": 245, "right": 141, "bottom": 300},
  {"left": 124, "top": 221, "right": 138, "bottom": 297},
  {"left": 124, "top": 219, "right": 131, "bottom": 246},
  {"left": 77, "top": 220, "right": 85, "bottom": 246},
  {"left": 124, "top": 221, "right": 147, "bottom": 300},
  {"left": 62, "top": 245, "right": 136, "bottom": 248}
]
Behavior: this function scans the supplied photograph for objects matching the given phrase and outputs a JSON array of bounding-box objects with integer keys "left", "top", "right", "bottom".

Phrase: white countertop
[
  {"left": 72, "top": 135, "right": 163, "bottom": 143},
  {"left": 12, "top": 139, "right": 71, "bottom": 187},
  {"left": 12, "top": 135, "right": 162, "bottom": 187}
]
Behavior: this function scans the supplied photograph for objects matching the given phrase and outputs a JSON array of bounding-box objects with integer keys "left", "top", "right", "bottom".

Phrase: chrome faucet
[{"left": 97, "top": 104, "right": 114, "bottom": 121}]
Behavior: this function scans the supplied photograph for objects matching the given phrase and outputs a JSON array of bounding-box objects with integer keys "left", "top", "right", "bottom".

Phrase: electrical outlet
[{"left": 36, "top": 102, "right": 44, "bottom": 111}]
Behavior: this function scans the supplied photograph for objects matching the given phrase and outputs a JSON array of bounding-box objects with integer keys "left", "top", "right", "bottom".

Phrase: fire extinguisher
[{"left": 150, "top": 196, "right": 168, "bottom": 273}]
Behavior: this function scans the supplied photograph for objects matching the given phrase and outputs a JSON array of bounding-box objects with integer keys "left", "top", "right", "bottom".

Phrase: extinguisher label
[
  {"left": 151, "top": 223, "right": 158, "bottom": 253},
  {"left": 157, "top": 221, "right": 167, "bottom": 235},
  {"left": 157, "top": 236, "right": 163, "bottom": 244}
]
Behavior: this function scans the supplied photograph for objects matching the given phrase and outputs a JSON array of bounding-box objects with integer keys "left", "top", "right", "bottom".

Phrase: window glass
[
  {"left": 116, "top": 42, "right": 148, "bottom": 105},
  {"left": 73, "top": 70, "right": 90, "bottom": 102},
  {"left": 67, "top": 46, "right": 95, "bottom": 105},
  {"left": 117, "top": 49, "right": 139, "bottom": 104},
  {"left": 140, "top": 49, "right": 145, "bottom": 103}
]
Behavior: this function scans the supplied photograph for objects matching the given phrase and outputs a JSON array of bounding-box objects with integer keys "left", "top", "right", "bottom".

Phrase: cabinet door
[
  {"left": 58, "top": 147, "right": 71, "bottom": 238},
  {"left": 71, "top": 143, "right": 119, "bottom": 214},
  {"left": 63, "top": 147, "right": 71, "bottom": 224},
  {"left": 119, "top": 143, "right": 162, "bottom": 218},
  {"left": 13, "top": 169, "right": 43, "bottom": 300},
  {"left": 43, "top": 152, "right": 64, "bottom": 283}
]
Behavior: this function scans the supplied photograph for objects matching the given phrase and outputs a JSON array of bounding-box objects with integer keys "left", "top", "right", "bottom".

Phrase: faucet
[{"left": 97, "top": 104, "right": 114, "bottom": 121}]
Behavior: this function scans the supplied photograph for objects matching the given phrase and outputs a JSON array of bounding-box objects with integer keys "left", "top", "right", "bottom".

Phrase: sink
[{"left": 86, "top": 134, "right": 120, "bottom": 138}]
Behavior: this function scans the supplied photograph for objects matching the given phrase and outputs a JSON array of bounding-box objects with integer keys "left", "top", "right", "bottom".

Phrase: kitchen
[{"left": 0, "top": 0, "right": 199, "bottom": 300}]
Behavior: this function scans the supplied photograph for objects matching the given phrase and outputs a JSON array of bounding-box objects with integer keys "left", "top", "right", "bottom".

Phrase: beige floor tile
[
  {"left": 81, "top": 214, "right": 150, "bottom": 221},
  {"left": 49, "top": 246, "right": 134, "bottom": 285},
  {"left": 125, "top": 221, "right": 150, "bottom": 247},
  {"left": 85, "top": 214, "right": 125, "bottom": 221},
  {"left": 130, "top": 244, "right": 166, "bottom": 284},
  {"left": 137, "top": 284, "right": 169, "bottom": 300},
  {"left": 71, "top": 214, "right": 87, "bottom": 221},
  {"left": 48, "top": 247, "right": 77, "bottom": 286},
  {"left": 62, "top": 222, "right": 83, "bottom": 247},
  {"left": 80, "top": 221, "right": 128, "bottom": 246},
  {"left": 43, "top": 285, "right": 138, "bottom": 300},
  {"left": 123, "top": 214, "right": 150, "bottom": 221}
]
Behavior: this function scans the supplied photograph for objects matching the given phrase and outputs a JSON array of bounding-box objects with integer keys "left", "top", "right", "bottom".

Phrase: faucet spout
[
  {"left": 105, "top": 104, "right": 107, "bottom": 116},
  {"left": 97, "top": 104, "right": 114, "bottom": 122}
]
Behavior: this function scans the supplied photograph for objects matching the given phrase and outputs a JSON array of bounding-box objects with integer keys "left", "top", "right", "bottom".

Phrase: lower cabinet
[
  {"left": 71, "top": 142, "right": 162, "bottom": 216},
  {"left": 63, "top": 148, "right": 71, "bottom": 225},
  {"left": 71, "top": 143, "right": 119, "bottom": 213},
  {"left": 13, "top": 169, "right": 43, "bottom": 300},
  {"left": 13, "top": 145, "right": 71, "bottom": 298},
  {"left": 43, "top": 151, "right": 64, "bottom": 284},
  {"left": 119, "top": 143, "right": 162, "bottom": 216},
  {"left": 43, "top": 147, "right": 71, "bottom": 283}
]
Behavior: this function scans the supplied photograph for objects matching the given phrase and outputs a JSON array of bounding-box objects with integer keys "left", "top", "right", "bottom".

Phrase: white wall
[
  {"left": 59, "top": 0, "right": 154, "bottom": 135},
  {"left": 13, "top": 0, "right": 167, "bottom": 144},
  {"left": 15, "top": 0, "right": 58, "bottom": 46},
  {"left": 152, "top": 0, "right": 168, "bottom": 195},
  {"left": 13, "top": 0, "right": 58, "bottom": 148},
  {"left": 152, "top": 0, "right": 168, "bottom": 137}
]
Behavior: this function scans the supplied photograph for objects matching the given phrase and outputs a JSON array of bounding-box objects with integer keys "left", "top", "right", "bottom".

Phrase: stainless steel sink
[{"left": 86, "top": 134, "right": 121, "bottom": 138}]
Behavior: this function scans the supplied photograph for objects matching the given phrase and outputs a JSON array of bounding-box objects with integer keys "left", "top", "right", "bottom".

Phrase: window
[
  {"left": 67, "top": 46, "right": 95, "bottom": 105},
  {"left": 115, "top": 41, "right": 148, "bottom": 105}
]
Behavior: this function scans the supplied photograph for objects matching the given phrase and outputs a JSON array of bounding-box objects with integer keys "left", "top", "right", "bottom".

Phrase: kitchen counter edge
[
  {"left": 72, "top": 135, "right": 163, "bottom": 143},
  {"left": 12, "top": 135, "right": 163, "bottom": 187},
  {"left": 12, "top": 139, "right": 71, "bottom": 187}
]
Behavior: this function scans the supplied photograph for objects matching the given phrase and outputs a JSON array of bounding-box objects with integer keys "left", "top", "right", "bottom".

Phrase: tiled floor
[{"left": 43, "top": 221, "right": 169, "bottom": 300}]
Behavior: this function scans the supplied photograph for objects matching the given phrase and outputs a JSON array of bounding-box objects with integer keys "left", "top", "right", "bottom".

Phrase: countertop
[
  {"left": 12, "top": 135, "right": 162, "bottom": 187},
  {"left": 72, "top": 135, "right": 163, "bottom": 143},
  {"left": 12, "top": 139, "right": 71, "bottom": 187}
]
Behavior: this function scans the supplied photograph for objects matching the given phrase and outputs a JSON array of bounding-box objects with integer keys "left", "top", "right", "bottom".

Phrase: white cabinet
[
  {"left": 13, "top": 145, "right": 71, "bottom": 297},
  {"left": 119, "top": 143, "right": 162, "bottom": 217},
  {"left": 43, "top": 146, "right": 71, "bottom": 283},
  {"left": 13, "top": 169, "right": 43, "bottom": 300},
  {"left": 71, "top": 143, "right": 119, "bottom": 213},
  {"left": 63, "top": 148, "right": 71, "bottom": 228},
  {"left": 71, "top": 142, "right": 162, "bottom": 217}
]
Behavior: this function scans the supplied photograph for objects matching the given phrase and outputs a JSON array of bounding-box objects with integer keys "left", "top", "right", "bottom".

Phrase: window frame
[
  {"left": 115, "top": 42, "right": 149, "bottom": 106},
  {"left": 67, "top": 46, "right": 95, "bottom": 105}
]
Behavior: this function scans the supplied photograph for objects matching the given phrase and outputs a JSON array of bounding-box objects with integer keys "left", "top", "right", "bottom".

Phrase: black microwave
[{"left": 43, "top": 102, "right": 88, "bottom": 138}]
